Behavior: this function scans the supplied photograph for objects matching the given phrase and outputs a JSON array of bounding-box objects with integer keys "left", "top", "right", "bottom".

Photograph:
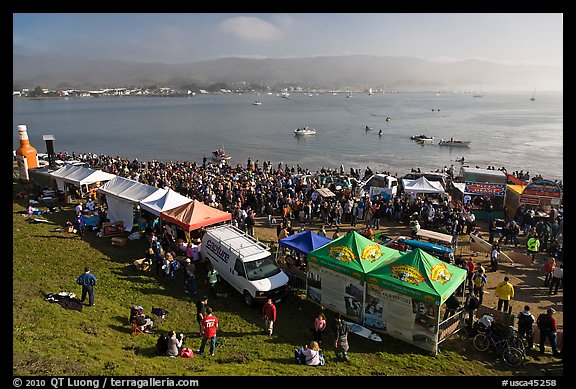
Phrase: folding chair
[{"left": 131, "top": 317, "right": 148, "bottom": 336}]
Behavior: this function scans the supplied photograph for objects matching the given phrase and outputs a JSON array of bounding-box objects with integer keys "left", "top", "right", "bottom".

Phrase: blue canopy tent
[{"left": 278, "top": 230, "right": 332, "bottom": 255}]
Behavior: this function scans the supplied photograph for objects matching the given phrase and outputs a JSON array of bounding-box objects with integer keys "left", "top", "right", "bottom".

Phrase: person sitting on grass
[{"left": 294, "top": 340, "right": 323, "bottom": 366}]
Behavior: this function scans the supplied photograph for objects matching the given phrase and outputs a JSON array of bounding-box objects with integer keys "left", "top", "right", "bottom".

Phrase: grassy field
[{"left": 12, "top": 180, "right": 563, "bottom": 377}]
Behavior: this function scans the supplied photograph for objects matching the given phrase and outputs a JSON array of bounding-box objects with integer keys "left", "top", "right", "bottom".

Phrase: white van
[{"left": 202, "top": 224, "right": 290, "bottom": 306}]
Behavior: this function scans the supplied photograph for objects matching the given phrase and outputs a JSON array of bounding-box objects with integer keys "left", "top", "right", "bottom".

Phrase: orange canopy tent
[{"left": 160, "top": 200, "right": 232, "bottom": 231}]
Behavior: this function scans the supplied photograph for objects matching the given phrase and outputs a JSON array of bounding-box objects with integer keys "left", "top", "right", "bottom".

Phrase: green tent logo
[
  {"left": 361, "top": 244, "right": 382, "bottom": 262},
  {"left": 328, "top": 245, "right": 356, "bottom": 263},
  {"left": 391, "top": 264, "right": 425, "bottom": 284}
]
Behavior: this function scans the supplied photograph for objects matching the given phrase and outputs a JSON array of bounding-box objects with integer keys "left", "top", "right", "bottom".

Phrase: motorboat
[
  {"left": 410, "top": 134, "right": 434, "bottom": 143},
  {"left": 253, "top": 101, "right": 262, "bottom": 105},
  {"left": 438, "top": 139, "right": 471, "bottom": 147},
  {"left": 294, "top": 127, "right": 316, "bottom": 136},
  {"left": 385, "top": 116, "right": 391, "bottom": 122},
  {"left": 212, "top": 148, "right": 231, "bottom": 162}
]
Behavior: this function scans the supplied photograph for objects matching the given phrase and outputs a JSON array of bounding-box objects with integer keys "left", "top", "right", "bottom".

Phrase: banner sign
[
  {"left": 464, "top": 181, "right": 506, "bottom": 196},
  {"left": 521, "top": 180, "right": 562, "bottom": 199}
]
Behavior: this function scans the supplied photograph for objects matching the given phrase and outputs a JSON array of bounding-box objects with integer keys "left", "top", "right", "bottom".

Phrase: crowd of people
[{"left": 51, "top": 151, "right": 563, "bottom": 362}]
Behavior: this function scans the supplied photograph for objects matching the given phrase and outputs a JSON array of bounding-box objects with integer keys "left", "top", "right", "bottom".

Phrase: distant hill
[{"left": 13, "top": 54, "right": 562, "bottom": 92}]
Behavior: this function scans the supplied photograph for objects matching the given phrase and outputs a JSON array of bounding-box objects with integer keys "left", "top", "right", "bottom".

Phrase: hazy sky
[{"left": 13, "top": 13, "right": 563, "bottom": 66}]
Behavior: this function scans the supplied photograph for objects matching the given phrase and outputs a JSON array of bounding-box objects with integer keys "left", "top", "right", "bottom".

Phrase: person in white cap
[{"left": 536, "top": 308, "right": 561, "bottom": 357}]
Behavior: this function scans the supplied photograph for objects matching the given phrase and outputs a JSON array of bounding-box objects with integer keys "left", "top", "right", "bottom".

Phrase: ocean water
[{"left": 13, "top": 91, "right": 563, "bottom": 181}]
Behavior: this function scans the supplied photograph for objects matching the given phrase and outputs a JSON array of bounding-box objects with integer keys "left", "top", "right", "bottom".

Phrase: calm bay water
[{"left": 13, "top": 91, "right": 563, "bottom": 181}]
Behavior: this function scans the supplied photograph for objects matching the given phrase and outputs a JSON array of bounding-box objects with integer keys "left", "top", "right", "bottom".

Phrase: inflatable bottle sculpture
[{"left": 15, "top": 124, "right": 39, "bottom": 183}]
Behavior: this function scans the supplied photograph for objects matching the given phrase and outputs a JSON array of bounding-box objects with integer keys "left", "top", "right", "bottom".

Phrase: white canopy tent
[
  {"left": 401, "top": 176, "right": 446, "bottom": 195},
  {"left": 139, "top": 188, "right": 193, "bottom": 216},
  {"left": 50, "top": 165, "right": 116, "bottom": 192},
  {"left": 97, "top": 176, "right": 163, "bottom": 232}
]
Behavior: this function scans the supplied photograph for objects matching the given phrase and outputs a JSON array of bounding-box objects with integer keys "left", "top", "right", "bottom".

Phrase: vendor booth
[
  {"left": 306, "top": 231, "right": 403, "bottom": 321},
  {"left": 160, "top": 200, "right": 232, "bottom": 231},
  {"left": 519, "top": 179, "right": 562, "bottom": 207},
  {"left": 50, "top": 164, "right": 116, "bottom": 199},
  {"left": 97, "top": 176, "right": 162, "bottom": 232},
  {"left": 365, "top": 249, "right": 467, "bottom": 354},
  {"left": 140, "top": 188, "right": 192, "bottom": 216},
  {"left": 277, "top": 230, "right": 332, "bottom": 287},
  {"left": 452, "top": 167, "right": 507, "bottom": 221}
]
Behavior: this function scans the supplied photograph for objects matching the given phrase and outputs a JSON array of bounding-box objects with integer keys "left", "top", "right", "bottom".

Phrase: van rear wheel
[{"left": 243, "top": 292, "right": 254, "bottom": 306}]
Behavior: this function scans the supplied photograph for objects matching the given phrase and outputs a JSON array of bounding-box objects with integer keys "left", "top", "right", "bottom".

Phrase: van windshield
[{"left": 244, "top": 255, "right": 282, "bottom": 281}]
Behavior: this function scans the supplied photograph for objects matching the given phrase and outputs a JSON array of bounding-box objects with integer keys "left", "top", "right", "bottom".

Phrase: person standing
[
  {"left": 527, "top": 233, "right": 541, "bottom": 263},
  {"left": 262, "top": 298, "right": 277, "bottom": 336},
  {"left": 495, "top": 276, "right": 514, "bottom": 312},
  {"left": 464, "top": 292, "right": 481, "bottom": 327},
  {"left": 197, "top": 307, "right": 219, "bottom": 357},
  {"left": 195, "top": 296, "right": 208, "bottom": 336},
  {"left": 183, "top": 258, "right": 197, "bottom": 295},
  {"left": 74, "top": 212, "right": 86, "bottom": 238},
  {"left": 333, "top": 313, "right": 350, "bottom": 362},
  {"left": 312, "top": 312, "right": 327, "bottom": 344},
  {"left": 76, "top": 266, "right": 97, "bottom": 307},
  {"left": 536, "top": 308, "right": 561, "bottom": 357},
  {"left": 548, "top": 262, "right": 563, "bottom": 295},
  {"left": 542, "top": 257, "right": 556, "bottom": 287},
  {"left": 206, "top": 265, "right": 219, "bottom": 296},
  {"left": 490, "top": 243, "right": 500, "bottom": 272},
  {"left": 472, "top": 267, "right": 487, "bottom": 305},
  {"left": 516, "top": 305, "right": 535, "bottom": 349}
]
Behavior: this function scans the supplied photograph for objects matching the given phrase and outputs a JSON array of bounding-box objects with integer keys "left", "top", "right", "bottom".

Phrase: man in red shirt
[
  {"left": 262, "top": 298, "right": 277, "bottom": 336},
  {"left": 197, "top": 307, "right": 219, "bottom": 356}
]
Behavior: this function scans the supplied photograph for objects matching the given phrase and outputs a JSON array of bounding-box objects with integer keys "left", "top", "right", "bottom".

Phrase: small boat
[
  {"left": 438, "top": 139, "right": 471, "bottom": 147},
  {"left": 385, "top": 116, "right": 391, "bottom": 122},
  {"left": 530, "top": 89, "right": 536, "bottom": 101},
  {"left": 365, "top": 125, "right": 373, "bottom": 131},
  {"left": 410, "top": 134, "right": 434, "bottom": 143},
  {"left": 294, "top": 127, "right": 316, "bottom": 136},
  {"left": 212, "top": 148, "right": 231, "bottom": 162},
  {"left": 253, "top": 101, "right": 262, "bottom": 105}
]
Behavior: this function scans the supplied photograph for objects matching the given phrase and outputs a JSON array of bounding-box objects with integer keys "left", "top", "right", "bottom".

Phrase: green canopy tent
[
  {"left": 306, "top": 231, "right": 403, "bottom": 321},
  {"left": 364, "top": 248, "right": 467, "bottom": 354}
]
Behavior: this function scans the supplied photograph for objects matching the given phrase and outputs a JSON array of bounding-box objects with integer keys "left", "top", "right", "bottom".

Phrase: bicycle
[{"left": 473, "top": 323, "right": 525, "bottom": 367}]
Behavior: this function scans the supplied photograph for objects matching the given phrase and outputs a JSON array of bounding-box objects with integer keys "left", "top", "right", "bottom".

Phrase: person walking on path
[
  {"left": 262, "top": 298, "right": 277, "bottom": 336},
  {"left": 536, "top": 308, "right": 561, "bottom": 357},
  {"left": 548, "top": 262, "right": 563, "bottom": 295},
  {"left": 516, "top": 305, "right": 535, "bottom": 349},
  {"left": 76, "top": 266, "right": 97, "bottom": 307},
  {"left": 312, "top": 312, "right": 327, "bottom": 344},
  {"left": 195, "top": 296, "right": 208, "bottom": 336},
  {"left": 197, "top": 307, "right": 219, "bottom": 357},
  {"left": 333, "top": 313, "right": 350, "bottom": 362},
  {"left": 472, "top": 267, "right": 487, "bottom": 305},
  {"left": 495, "top": 276, "right": 514, "bottom": 312}
]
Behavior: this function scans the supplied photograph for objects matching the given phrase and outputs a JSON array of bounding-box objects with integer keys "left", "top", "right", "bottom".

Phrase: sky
[{"left": 13, "top": 13, "right": 563, "bottom": 66}]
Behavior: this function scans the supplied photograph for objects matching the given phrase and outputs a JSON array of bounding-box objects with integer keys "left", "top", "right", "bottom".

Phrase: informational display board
[
  {"left": 365, "top": 283, "right": 439, "bottom": 353},
  {"left": 307, "top": 263, "right": 364, "bottom": 321}
]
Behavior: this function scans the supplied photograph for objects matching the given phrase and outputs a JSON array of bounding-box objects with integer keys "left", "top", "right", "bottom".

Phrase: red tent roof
[{"left": 160, "top": 200, "right": 232, "bottom": 231}]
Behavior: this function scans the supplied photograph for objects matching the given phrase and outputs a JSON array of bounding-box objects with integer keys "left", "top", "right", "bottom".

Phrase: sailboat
[{"left": 530, "top": 90, "right": 536, "bottom": 101}]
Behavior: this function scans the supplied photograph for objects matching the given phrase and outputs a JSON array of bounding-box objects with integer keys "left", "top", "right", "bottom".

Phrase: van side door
[{"left": 231, "top": 258, "right": 249, "bottom": 294}]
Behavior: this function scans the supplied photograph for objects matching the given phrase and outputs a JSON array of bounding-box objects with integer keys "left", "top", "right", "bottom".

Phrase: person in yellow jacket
[{"left": 495, "top": 276, "right": 514, "bottom": 313}]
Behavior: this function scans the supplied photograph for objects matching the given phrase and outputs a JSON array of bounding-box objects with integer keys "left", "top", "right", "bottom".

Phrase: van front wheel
[{"left": 243, "top": 292, "right": 254, "bottom": 307}]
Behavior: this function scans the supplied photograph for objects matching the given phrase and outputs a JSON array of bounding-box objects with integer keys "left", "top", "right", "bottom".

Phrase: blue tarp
[
  {"left": 279, "top": 230, "right": 332, "bottom": 255},
  {"left": 401, "top": 239, "right": 454, "bottom": 255}
]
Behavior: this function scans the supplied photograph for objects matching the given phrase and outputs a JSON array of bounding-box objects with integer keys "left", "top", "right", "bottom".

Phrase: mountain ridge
[{"left": 13, "top": 54, "right": 562, "bottom": 91}]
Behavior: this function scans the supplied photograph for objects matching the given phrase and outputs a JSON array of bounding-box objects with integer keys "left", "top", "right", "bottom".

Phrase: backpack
[
  {"left": 473, "top": 274, "right": 484, "bottom": 288},
  {"left": 517, "top": 313, "right": 534, "bottom": 329},
  {"left": 180, "top": 347, "right": 194, "bottom": 358},
  {"left": 536, "top": 314, "right": 551, "bottom": 331}
]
